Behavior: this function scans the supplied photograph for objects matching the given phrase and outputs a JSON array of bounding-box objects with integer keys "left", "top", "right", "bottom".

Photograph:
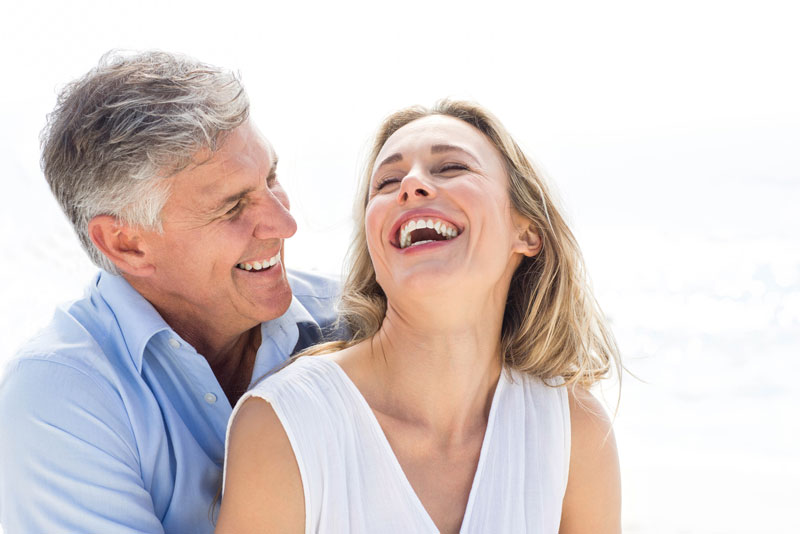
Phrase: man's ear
[
  {"left": 512, "top": 212, "right": 542, "bottom": 257},
  {"left": 88, "top": 215, "right": 156, "bottom": 276}
]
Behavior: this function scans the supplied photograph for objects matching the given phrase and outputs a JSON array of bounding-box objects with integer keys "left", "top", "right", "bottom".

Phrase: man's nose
[
  {"left": 252, "top": 190, "right": 297, "bottom": 240},
  {"left": 397, "top": 173, "right": 435, "bottom": 204}
]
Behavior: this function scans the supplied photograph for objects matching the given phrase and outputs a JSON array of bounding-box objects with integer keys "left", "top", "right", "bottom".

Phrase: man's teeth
[
  {"left": 237, "top": 252, "right": 281, "bottom": 272},
  {"left": 399, "top": 218, "right": 458, "bottom": 249}
]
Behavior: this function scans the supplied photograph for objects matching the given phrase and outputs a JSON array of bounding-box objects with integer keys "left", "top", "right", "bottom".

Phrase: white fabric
[{"left": 225, "top": 356, "right": 571, "bottom": 533}]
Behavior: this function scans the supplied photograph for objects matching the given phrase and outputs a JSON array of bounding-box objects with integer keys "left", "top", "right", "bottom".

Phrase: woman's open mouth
[{"left": 395, "top": 217, "right": 461, "bottom": 249}]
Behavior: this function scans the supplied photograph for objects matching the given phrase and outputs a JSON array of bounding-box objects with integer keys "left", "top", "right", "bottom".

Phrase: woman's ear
[
  {"left": 512, "top": 212, "right": 542, "bottom": 257},
  {"left": 88, "top": 215, "right": 156, "bottom": 276}
]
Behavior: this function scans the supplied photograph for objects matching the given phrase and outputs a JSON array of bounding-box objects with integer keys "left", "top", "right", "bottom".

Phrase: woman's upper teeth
[
  {"left": 399, "top": 218, "right": 458, "bottom": 249},
  {"left": 237, "top": 252, "right": 281, "bottom": 271}
]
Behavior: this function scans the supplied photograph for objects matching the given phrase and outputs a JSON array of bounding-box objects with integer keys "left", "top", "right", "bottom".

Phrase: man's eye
[{"left": 226, "top": 200, "right": 244, "bottom": 216}]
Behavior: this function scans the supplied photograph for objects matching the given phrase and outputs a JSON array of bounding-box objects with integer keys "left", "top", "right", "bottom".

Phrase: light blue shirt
[{"left": 0, "top": 270, "right": 341, "bottom": 534}]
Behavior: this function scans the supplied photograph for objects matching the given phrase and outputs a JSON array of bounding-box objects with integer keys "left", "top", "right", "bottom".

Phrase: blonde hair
[{"left": 314, "top": 100, "right": 619, "bottom": 388}]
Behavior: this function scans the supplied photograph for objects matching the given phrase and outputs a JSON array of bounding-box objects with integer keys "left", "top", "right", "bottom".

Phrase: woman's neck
[{"left": 346, "top": 292, "right": 507, "bottom": 443}]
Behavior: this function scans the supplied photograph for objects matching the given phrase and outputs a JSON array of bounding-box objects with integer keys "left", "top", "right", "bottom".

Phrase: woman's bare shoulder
[
  {"left": 559, "top": 386, "right": 621, "bottom": 534},
  {"left": 216, "top": 397, "right": 304, "bottom": 534}
]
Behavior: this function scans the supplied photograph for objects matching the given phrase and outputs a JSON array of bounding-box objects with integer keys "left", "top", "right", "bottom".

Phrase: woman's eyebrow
[
  {"left": 376, "top": 144, "right": 478, "bottom": 171},
  {"left": 375, "top": 153, "right": 403, "bottom": 171},
  {"left": 430, "top": 144, "right": 479, "bottom": 163}
]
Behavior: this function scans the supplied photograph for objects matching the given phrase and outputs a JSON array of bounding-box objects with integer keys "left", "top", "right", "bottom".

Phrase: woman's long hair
[
  {"left": 213, "top": 100, "right": 623, "bottom": 523},
  {"left": 311, "top": 100, "right": 620, "bottom": 388}
]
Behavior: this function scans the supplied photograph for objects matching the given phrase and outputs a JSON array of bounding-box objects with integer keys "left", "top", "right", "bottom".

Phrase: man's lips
[{"left": 235, "top": 251, "right": 281, "bottom": 272}]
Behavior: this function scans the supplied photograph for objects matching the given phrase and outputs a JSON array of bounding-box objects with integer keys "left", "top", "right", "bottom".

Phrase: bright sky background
[
  {"left": 2, "top": 1, "right": 799, "bottom": 532},
  {"left": 3, "top": 0, "right": 798, "bottom": 271}
]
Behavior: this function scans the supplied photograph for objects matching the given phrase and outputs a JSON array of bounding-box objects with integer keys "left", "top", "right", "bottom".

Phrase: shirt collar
[
  {"left": 250, "top": 295, "right": 313, "bottom": 387},
  {"left": 95, "top": 271, "right": 316, "bottom": 378},
  {"left": 95, "top": 271, "right": 172, "bottom": 374}
]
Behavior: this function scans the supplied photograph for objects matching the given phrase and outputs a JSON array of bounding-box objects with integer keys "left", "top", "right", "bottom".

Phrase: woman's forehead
[{"left": 376, "top": 115, "right": 498, "bottom": 167}]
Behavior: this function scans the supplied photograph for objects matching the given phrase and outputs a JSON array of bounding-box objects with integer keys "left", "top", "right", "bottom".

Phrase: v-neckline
[{"left": 316, "top": 356, "right": 507, "bottom": 534}]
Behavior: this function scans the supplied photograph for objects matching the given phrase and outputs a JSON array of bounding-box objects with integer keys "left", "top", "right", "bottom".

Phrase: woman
[{"left": 217, "top": 101, "right": 621, "bottom": 533}]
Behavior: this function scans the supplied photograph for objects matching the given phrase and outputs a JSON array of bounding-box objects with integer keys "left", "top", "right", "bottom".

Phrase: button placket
[{"left": 165, "top": 333, "right": 229, "bottom": 413}]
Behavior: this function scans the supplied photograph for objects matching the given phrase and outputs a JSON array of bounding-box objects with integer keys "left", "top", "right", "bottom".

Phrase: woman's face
[{"left": 365, "top": 115, "right": 537, "bottom": 303}]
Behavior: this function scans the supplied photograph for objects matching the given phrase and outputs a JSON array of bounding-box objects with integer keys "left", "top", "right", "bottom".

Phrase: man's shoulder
[
  {"left": 3, "top": 276, "right": 135, "bottom": 392},
  {"left": 0, "top": 304, "right": 135, "bottom": 446},
  {"left": 286, "top": 269, "right": 343, "bottom": 338},
  {"left": 287, "top": 269, "right": 341, "bottom": 301}
]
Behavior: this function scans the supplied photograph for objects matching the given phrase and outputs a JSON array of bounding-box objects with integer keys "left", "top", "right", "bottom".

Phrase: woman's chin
[
  {"left": 383, "top": 267, "right": 494, "bottom": 307},
  {"left": 382, "top": 269, "right": 459, "bottom": 298}
]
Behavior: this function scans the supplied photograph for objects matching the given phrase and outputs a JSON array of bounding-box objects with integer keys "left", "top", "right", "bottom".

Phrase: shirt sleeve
[{"left": 0, "top": 357, "right": 165, "bottom": 534}]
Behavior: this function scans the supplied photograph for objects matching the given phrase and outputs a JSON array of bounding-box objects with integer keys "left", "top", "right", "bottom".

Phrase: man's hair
[
  {"left": 306, "top": 100, "right": 620, "bottom": 389},
  {"left": 40, "top": 50, "right": 250, "bottom": 273}
]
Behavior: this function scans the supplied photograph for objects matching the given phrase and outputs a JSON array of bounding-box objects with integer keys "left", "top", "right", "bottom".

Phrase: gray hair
[{"left": 40, "top": 50, "right": 250, "bottom": 273}]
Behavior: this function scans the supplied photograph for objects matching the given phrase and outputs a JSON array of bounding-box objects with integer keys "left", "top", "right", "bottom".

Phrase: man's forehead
[{"left": 167, "top": 124, "right": 276, "bottom": 209}]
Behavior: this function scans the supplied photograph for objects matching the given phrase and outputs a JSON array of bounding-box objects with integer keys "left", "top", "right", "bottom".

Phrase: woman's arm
[
  {"left": 216, "top": 397, "right": 305, "bottom": 534},
  {"left": 559, "top": 387, "right": 621, "bottom": 534}
]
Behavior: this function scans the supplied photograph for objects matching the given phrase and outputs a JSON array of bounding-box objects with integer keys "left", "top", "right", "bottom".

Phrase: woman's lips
[
  {"left": 395, "top": 217, "right": 460, "bottom": 249},
  {"left": 389, "top": 210, "right": 463, "bottom": 249}
]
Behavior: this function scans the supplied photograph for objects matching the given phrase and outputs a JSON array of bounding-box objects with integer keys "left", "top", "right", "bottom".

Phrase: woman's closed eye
[
  {"left": 372, "top": 162, "right": 470, "bottom": 194},
  {"left": 375, "top": 177, "right": 401, "bottom": 191},
  {"left": 438, "top": 162, "right": 470, "bottom": 173}
]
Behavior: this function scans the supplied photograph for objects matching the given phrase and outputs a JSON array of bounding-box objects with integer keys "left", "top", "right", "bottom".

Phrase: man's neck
[
  {"left": 125, "top": 276, "right": 264, "bottom": 406},
  {"left": 202, "top": 326, "right": 261, "bottom": 407},
  {"left": 169, "top": 319, "right": 262, "bottom": 407}
]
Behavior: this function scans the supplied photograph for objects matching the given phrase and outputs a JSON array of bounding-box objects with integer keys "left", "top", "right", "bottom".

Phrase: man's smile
[{"left": 236, "top": 251, "right": 282, "bottom": 272}]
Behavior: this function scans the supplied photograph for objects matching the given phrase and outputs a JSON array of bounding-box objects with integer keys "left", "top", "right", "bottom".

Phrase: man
[{"left": 0, "top": 51, "right": 341, "bottom": 533}]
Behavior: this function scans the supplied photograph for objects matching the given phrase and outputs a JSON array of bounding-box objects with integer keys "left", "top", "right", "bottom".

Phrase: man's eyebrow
[
  {"left": 215, "top": 188, "right": 252, "bottom": 211},
  {"left": 267, "top": 157, "right": 278, "bottom": 181},
  {"left": 375, "top": 153, "right": 403, "bottom": 171},
  {"left": 213, "top": 158, "right": 279, "bottom": 210},
  {"left": 430, "top": 144, "right": 479, "bottom": 162}
]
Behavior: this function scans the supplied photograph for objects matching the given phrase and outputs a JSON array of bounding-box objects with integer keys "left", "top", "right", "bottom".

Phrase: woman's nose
[{"left": 397, "top": 173, "right": 435, "bottom": 203}]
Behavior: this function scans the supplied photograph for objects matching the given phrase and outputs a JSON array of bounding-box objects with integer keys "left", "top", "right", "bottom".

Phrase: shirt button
[
  {"left": 204, "top": 393, "right": 217, "bottom": 404},
  {"left": 168, "top": 338, "right": 180, "bottom": 349}
]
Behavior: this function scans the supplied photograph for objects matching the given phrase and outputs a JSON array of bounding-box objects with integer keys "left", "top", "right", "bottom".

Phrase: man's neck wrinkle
[
  {"left": 131, "top": 279, "right": 259, "bottom": 405},
  {"left": 191, "top": 326, "right": 260, "bottom": 406}
]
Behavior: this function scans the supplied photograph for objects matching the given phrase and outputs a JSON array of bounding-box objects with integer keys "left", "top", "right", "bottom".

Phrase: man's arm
[
  {"left": 559, "top": 386, "right": 622, "bottom": 534},
  {"left": 0, "top": 358, "right": 165, "bottom": 533},
  {"left": 216, "top": 397, "right": 305, "bottom": 533}
]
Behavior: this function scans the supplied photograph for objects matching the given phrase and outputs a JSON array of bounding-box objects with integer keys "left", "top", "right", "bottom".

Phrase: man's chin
[{"left": 249, "top": 283, "right": 294, "bottom": 323}]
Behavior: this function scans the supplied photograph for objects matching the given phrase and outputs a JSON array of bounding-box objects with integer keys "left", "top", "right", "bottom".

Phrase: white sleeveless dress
[{"left": 225, "top": 356, "right": 571, "bottom": 533}]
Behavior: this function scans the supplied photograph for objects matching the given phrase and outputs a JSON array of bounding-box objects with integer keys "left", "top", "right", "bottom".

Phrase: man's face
[{"left": 139, "top": 121, "right": 297, "bottom": 337}]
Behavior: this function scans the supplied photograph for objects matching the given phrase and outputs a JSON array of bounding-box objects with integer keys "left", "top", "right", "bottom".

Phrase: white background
[{"left": 1, "top": 1, "right": 799, "bottom": 532}]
